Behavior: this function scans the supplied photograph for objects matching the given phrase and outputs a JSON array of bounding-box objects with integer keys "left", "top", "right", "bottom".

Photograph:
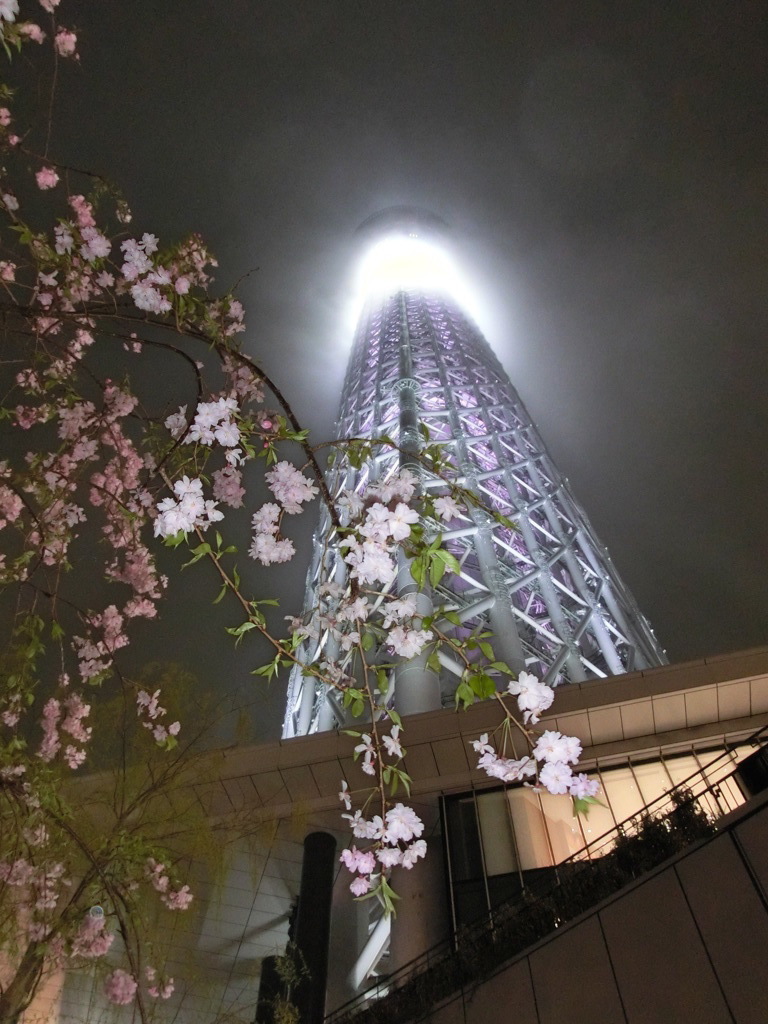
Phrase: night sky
[{"left": 31, "top": 1, "right": 768, "bottom": 734}]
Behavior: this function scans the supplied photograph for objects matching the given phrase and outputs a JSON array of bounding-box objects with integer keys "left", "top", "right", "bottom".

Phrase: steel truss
[{"left": 283, "top": 290, "right": 665, "bottom": 738}]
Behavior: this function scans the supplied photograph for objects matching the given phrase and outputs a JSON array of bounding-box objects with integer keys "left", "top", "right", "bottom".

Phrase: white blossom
[
  {"left": 382, "top": 803, "right": 423, "bottom": 844},
  {"left": 539, "top": 760, "right": 573, "bottom": 795},
  {"left": 507, "top": 671, "right": 555, "bottom": 724}
]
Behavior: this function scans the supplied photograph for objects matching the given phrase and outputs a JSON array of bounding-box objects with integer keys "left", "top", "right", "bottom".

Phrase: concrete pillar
[
  {"left": 388, "top": 832, "right": 450, "bottom": 975},
  {"left": 293, "top": 831, "right": 337, "bottom": 1024}
]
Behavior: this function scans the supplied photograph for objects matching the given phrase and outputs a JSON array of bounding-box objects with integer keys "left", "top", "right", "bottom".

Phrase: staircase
[{"left": 327, "top": 728, "right": 768, "bottom": 1024}]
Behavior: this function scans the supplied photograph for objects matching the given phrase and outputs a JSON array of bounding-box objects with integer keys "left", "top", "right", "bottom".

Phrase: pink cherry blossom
[
  {"left": 343, "top": 810, "right": 384, "bottom": 840},
  {"left": 402, "top": 839, "right": 427, "bottom": 869},
  {"left": 387, "top": 502, "right": 419, "bottom": 541},
  {"left": 162, "top": 885, "right": 193, "bottom": 910},
  {"left": 18, "top": 21, "right": 45, "bottom": 42},
  {"left": 64, "top": 746, "right": 86, "bottom": 769},
  {"left": 35, "top": 167, "right": 59, "bottom": 190},
  {"left": 2, "top": 695, "right": 22, "bottom": 728},
  {"left": 533, "top": 730, "right": 582, "bottom": 765},
  {"left": 212, "top": 466, "right": 245, "bottom": 508},
  {"left": 251, "top": 503, "right": 281, "bottom": 534},
  {"left": 569, "top": 773, "right": 600, "bottom": 799},
  {"left": 0, "top": 484, "right": 22, "bottom": 527},
  {"left": 376, "top": 847, "right": 402, "bottom": 868},
  {"left": 381, "top": 594, "right": 418, "bottom": 628},
  {"left": 338, "top": 780, "right": 351, "bottom": 810},
  {"left": 71, "top": 914, "right": 114, "bottom": 958},
  {"left": 353, "top": 734, "right": 376, "bottom": 776},
  {"left": 54, "top": 28, "right": 77, "bottom": 57},
  {"left": 37, "top": 698, "right": 61, "bottom": 762},
  {"left": 382, "top": 726, "right": 403, "bottom": 759},
  {"left": 164, "top": 405, "right": 188, "bottom": 438},
  {"left": 539, "top": 760, "right": 573, "bottom": 795},
  {"left": 339, "top": 846, "right": 376, "bottom": 875},
  {"left": 147, "top": 977, "right": 175, "bottom": 999},
  {"left": 349, "top": 875, "right": 371, "bottom": 897},
  {"left": 131, "top": 281, "right": 171, "bottom": 314},
  {"left": 104, "top": 969, "right": 137, "bottom": 1006},
  {"left": 434, "top": 494, "right": 462, "bottom": 521},
  {"left": 382, "top": 803, "right": 424, "bottom": 844},
  {"left": 79, "top": 226, "right": 111, "bottom": 262},
  {"left": 61, "top": 693, "right": 91, "bottom": 743},
  {"left": 388, "top": 626, "right": 433, "bottom": 659},
  {"left": 68, "top": 194, "right": 95, "bottom": 227},
  {"left": 249, "top": 531, "right": 295, "bottom": 565},
  {"left": 265, "top": 461, "right": 318, "bottom": 514},
  {"left": 507, "top": 671, "right": 555, "bottom": 725}
]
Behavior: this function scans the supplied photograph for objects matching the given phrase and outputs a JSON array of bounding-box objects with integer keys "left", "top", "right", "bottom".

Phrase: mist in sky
[{"left": 33, "top": 0, "right": 768, "bottom": 736}]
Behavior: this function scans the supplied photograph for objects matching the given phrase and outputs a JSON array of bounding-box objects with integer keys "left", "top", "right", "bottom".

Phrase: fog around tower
[{"left": 33, "top": 0, "right": 768, "bottom": 739}]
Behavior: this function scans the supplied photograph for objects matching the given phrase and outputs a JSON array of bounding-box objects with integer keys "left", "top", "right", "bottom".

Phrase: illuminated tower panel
[{"left": 283, "top": 220, "right": 665, "bottom": 738}]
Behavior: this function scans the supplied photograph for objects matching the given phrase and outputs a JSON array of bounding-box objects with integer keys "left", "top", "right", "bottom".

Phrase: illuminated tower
[{"left": 283, "top": 209, "right": 665, "bottom": 738}]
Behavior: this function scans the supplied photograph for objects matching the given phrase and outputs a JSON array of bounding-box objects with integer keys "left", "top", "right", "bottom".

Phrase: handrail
[{"left": 326, "top": 723, "right": 768, "bottom": 1023}]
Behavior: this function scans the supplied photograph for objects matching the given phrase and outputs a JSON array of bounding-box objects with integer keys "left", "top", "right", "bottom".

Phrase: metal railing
[{"left": 326, "top": 726, "right": 768, "bottom": 1024}]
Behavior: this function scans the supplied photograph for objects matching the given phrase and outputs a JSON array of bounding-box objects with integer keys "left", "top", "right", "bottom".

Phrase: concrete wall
[{"left": 426, "top": 794, "right": 768, "bottom": 1024}]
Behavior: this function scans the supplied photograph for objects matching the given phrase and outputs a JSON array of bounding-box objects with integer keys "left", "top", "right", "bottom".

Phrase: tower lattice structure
[{"left": 283, "top": 217, "right": 665, "bottom": 739}]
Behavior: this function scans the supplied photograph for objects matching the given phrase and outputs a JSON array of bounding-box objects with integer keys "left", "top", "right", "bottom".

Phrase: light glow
[
  {"left": 357, "top": 235, "right": 458, "bottom": 296},
  {"left": 350, "top": 233, "right": 486, "bottom": 330}
]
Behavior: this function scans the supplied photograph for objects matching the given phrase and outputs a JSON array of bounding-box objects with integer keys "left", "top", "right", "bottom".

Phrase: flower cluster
[
  {"left": 507, "top": 670, "right": 555, "bottom": 724},
  {"left": 222, "top": 352, "right": 264, "bottom": 404},
  {"left": 340, "top": 802, "right": 427, "bottom": 895},
  {"left": 248, "top": 462, "right": 319, "bottom": 566},
  {"left": 0, "top": 9, "right": 601, "bottom": 1004},
  {"left": 36, "top": 690, "right": 91, "bottom": 768},
  {"left": 136, "top": 690, "right": 180, "bottom": 745},
  {"left": 532, "top": 730, "right": 599, "bottom": 797},
  {"left": 339, "top": 473, "right": 418, "bottom": 589},
  {"left": 289, "top": 470, "right": 434, "bottom": 666},
  {"left": 118, "top": 231, "right": 220, "bottom": 318},
  {"left": 167, "top": 396, "right": 240, "bottom": 448},
  {"left": 146, "top": 965, "right": 175, "bottom": 1000},
  {"left": 145, "top": 858, "right": 194, "bottom": 910},
  {"left": 70, "top": 912, "right": 114, "bottom": 959},
  {"left": 104, "top": 969, "right": 138, "bottom": 1006},
  {"left": 0, "top": 858, "right": 71, "bottom": 939},
  {"left": 471, "top": 734, "right": 538, "bottom": 784},
  {"left": 212, "top": 465, "right": 245, "bottom": 509},
  {"left": 154, "top": 475, "right": 223, "bottom": 539},
  {"left": 71, "top": 605, "right": 129, "bottom": 682},
  {"left": 103, "top": 958, "right": 175, "bottom": 1005},
  {"left": 471, "top": 672, "right": 601, "bottom": 801},
  {"left": 0, "top": 15, "right": 294, "bottom": 1013},
  {"left": 265, "top": 460, "right": 318, "bottom": 514},
  {"left": 249, "top": 502, "right": 295, "bottom": 564},
  {"left": 0, "top": 2, "right": 77, "bottom": 61}
]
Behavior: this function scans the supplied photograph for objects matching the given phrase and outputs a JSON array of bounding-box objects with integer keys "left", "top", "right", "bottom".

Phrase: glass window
[
  {"left": 506, "top": 788, "right": 554, "bottom": 870},
  {"left": 577, "top": 775, "right": 617, "bottom": 853},
  {"left": 599, "top": 765, "right": 645, "bottom": 825},
  {"left": 662, "top": 754, "right": 699, "bottom": 788},
  {"left": 442, "top": 740, "right": 753, "bottom": 928},
  {"left": 444, "top": 797, "right": 483, "bottom": 882},
  {"left": 632, "top": 760, "right": 673, "bottom": 808},
  {"left": 538, "top": 791, "right": 587, "bottom": 863},
  {"left": 477, "top": 790, "right": 516, "bottom": 876}
]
